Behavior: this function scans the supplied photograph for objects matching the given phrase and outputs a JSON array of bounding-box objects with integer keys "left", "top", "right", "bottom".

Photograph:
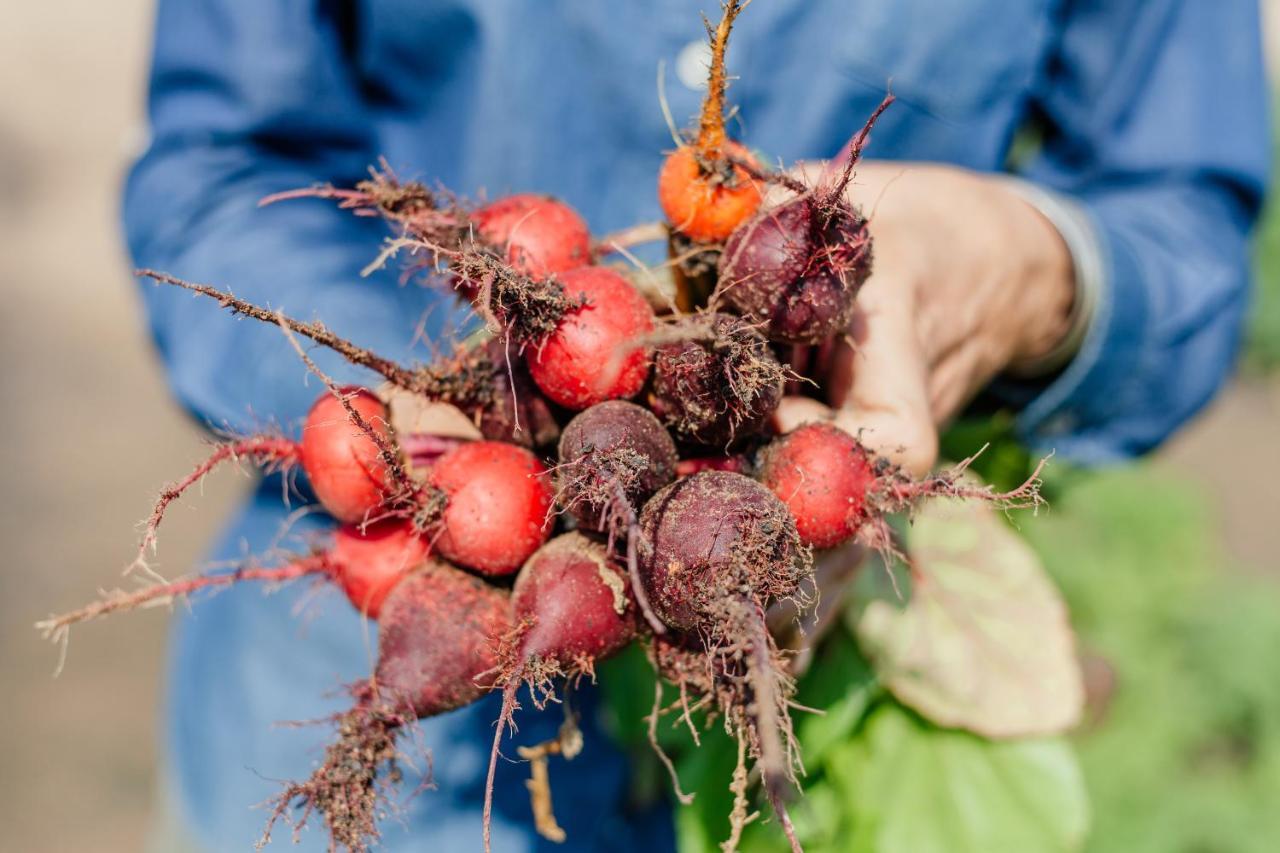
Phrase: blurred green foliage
[
  {"left": 1246, "top": 138, "right": 1280, "bottom": 372},
  {"left": 1027, "top": 465, "right": 1280, "bottom": 853}
]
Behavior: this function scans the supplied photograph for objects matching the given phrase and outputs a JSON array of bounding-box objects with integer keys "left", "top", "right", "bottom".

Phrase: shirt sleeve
[
  {"left": 123, "top": 0, "right": 463, "bottom": 435},
  {"left": 1003, "top": 0, "right": 1270, "bottom": 462}
]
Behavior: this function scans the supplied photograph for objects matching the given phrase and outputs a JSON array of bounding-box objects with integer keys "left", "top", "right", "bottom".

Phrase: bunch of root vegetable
[{"left": 40, "top": 4, "right": 1047, "bottom": 851}]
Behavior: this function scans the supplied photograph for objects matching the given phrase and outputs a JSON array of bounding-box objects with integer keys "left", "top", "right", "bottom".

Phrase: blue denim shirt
[{"left": 123, "top": 1, "right": 1269, "bottom": 850}]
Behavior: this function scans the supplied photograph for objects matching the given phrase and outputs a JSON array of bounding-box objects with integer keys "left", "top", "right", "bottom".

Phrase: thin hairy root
[
  {"left": 743, "top": 601, "right": 790, "bottom": 796},
  {"left": 696, "top": 1, "right": 750, "bottom": 158},
  {"left": 37, "top": 556, "right": 332, "bottom": 671},
  {"left": 721, "top": 737, "right": 759, "bottom": 853},
  {"left": 765, "top": 783, "right": 803, "bottom": 853},
  {"left": 484, "top": 680, "right": 521, "bottom": 853},
  {"left": 259, "top": 697, "right": 414, "bottom": 853},
  {"left": 130, "top": 435, "right": 298, "bottom": 576},
  {"left": 877, "top": 449, "right": 1051, "bottom": 517},
  {"left": 647, "top": 678, "right": 695, "bottom": 805},
  {"left": 276, "top": 315, "right": 421, "bottom": 510},
  {"left": 260, "top": 160, "right": 468, "bottom": 246},
  {"left": 823, "top": 92, "right": 896, "bottom": 204},
  {"left": 516, "top": 708, "right": 583, "bottom": 843},
  {"left": 138, "top": 270, "right": 428, "bottom": 392}
]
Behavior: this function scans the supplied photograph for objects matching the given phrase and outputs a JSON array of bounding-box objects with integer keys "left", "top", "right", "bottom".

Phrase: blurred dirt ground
[{"left": 0, "top": 3, "right": 1276, "bottom": 852}]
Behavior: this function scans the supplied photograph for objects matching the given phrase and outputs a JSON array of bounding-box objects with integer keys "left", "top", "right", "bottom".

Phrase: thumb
[{"left": 829, "top": 296, "right": 938, "bottom": 478}]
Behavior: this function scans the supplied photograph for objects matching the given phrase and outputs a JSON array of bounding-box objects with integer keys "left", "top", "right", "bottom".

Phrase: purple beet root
[
  {"left": 557, "top": 400, "right": 678, "bottom": 532},
  {"left": 716, "top": 96, "right": 893, "bottom": 346},
  {"left": 645, "top": 313, "right": 785, "bottom": 448}
]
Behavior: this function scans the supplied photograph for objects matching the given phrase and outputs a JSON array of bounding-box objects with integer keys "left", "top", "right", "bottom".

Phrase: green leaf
[
  {"left": 854, "top": 495, "right": 1083, "bottom": 738},
  {"left": 793, "top": 628, "right": 877, "bottom": 764},
  {"left": 829, "top": 703, "right": 1089, "bottom": 853}
]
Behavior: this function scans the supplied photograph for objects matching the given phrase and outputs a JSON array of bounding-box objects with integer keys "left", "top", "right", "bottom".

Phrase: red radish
[
  {"left": 483, "top": 533, "right": 635, "bottom": 852},
  {"left": 646, "top": 313, "right": 786, "bottom": 446},
  {"left": 265, "top": 559, "right": 512, "bottom": 852},
  {"left": 757, "top": 422, "right": 877, "bottom": 548},
  {"left": 428, "top": 441, "right": 555, "bottom": 576},
  {"left": 472, "top": 194, "right": 592, "bottom": 278},
  {"left": 300, "top": 387, "right": 398, "bottom": 524},
  {"left": 717, "top": 95, "right": 893, "bottom": 345},
  {"left": 638, "top": 470, "right": 809, "bottom": 851},
  {"left": 526, "top": 267, "right": 655, "bottom": 410},
  {"left": 758, "top": 422, "right": 1049, "bottom": 552},
  {"left": 657, "top": 1, "right": 762, "bottom": 244},
  {"left": 330, "top": 520, "right": 430, "bottom": 618}
]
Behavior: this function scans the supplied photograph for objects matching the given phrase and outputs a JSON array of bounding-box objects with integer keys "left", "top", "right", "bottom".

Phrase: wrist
[{"left": 994, "top": 177, "right": 1093, "bottom": 377}]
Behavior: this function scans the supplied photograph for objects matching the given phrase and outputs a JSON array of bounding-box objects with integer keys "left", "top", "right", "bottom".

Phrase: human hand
[{"left": 773, "top": 161, "right": 1076, "bottom": 476}]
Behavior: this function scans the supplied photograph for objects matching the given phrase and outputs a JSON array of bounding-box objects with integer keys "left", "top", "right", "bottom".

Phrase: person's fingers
[
  {"left": 772, "top": 396, "right": 834, "bottom": 434},
  {"left": 828, "top": 285, "right": 938, "bottom": 477}
]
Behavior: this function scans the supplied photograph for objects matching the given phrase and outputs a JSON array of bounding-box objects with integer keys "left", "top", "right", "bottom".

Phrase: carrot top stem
[{"left": 695, "top": 0, "right": 748, "bottom": 162}]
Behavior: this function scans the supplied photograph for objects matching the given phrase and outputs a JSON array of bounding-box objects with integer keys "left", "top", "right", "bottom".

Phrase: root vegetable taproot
[
  {"left": 657, "top": 1, "right": 762, "bottom": 243},
  {"left": 264, "top": 558, "right": 513, "bottom": 852}
]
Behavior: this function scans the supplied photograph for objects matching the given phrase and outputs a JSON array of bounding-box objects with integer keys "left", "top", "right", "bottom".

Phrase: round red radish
[
  {"left": 330, "top": 520, "right": 429, "bottom": 618},
  {"left": 526, "top": 267, "right": 655, "bottom": 410},
  {"left": 300, "top": 388, "right": 395, "bottom": 524},
  {"left": 757, "top": 423, "right": 877, "bottom": 549},
  {"left": 472, "top": 194, "right": 592, "bottom": 278},
  {"left": 428, "top": 441, "right": 554, "bottom": 576}
]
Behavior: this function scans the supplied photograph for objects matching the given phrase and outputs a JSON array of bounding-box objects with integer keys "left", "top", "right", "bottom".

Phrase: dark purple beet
[
  {"left": 645, "top": 313, "right": 784, "bottom": 448},
  {"left": 636, "top": 471, "right": 805, "bottom": 632},
  {"left": 716, "top": 95, "right": 893, "bottom": 347},
  {"left": 475, "top": 338, "right": 561, "bottom": 448},
  {"left": 374, "top": 559, "right": 513, "bottom": 716},
  {"left": 557, "top": 401, "right": 677, "bottom": 531},
  {"left": 717, "top": 194, "right": 871, "bottom": 345}
]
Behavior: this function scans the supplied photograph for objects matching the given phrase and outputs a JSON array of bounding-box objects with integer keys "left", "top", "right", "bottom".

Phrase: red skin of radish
[
  {"left": 472, "top": 194, "right": 592, "bottom": 278},
  {"left": 330, "top": 520, "right": 429, "bottom": 618},
  {"left": 512, "top": 532, "right": 635, "bottom": 665},
  {"left": 757, "top": 423, "right": 877, "bottom": 549},
  {"left": 374, "top": 558, "right": 513, "bottom": 717},
  {"left": 300, "top": 388, "right": 393, "bottom": 524},
  {"left": 429, "top": 441, "right": 554, "bottom": 576},
  {"left": 527, "top": 267, "right": 655, "bottom": 410}
]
